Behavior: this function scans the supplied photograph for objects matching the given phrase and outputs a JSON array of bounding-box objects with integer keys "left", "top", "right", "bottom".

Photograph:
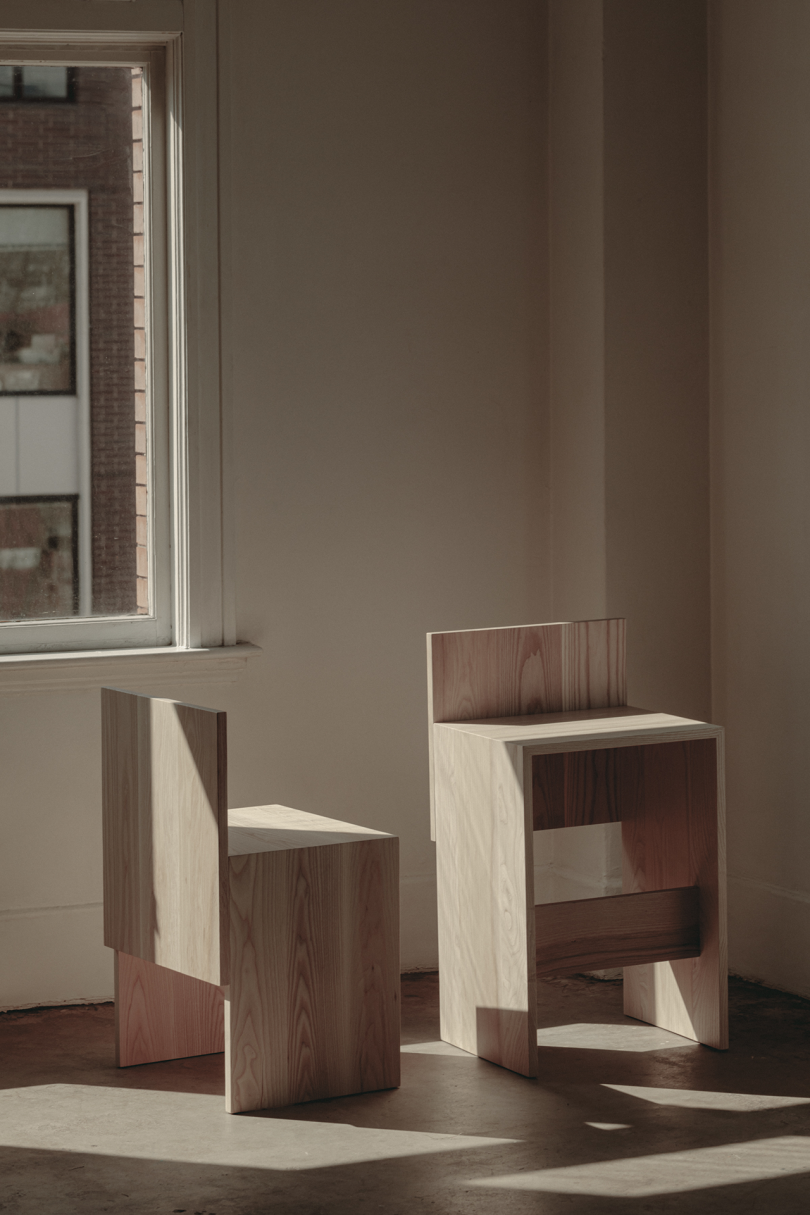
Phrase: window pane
[
  {"left": 0, "top": 206, "right": 73, "bottom": 394},
  {"left": 0, "top": 66, "right": 148, "bottom": 622},
  {"left": 0, "top": 67, "right": 14, "bottom": 100},
  {"left": 0, "top": 495, "right": 76, "bottom": 618},
  {"left": 20, "top": 66, "right": 69, "bottom": 100}
]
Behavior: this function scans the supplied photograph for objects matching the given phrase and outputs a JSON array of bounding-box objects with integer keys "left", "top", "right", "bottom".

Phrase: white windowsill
[{"left": 0, "top": 643, "right": 261, "bottom": 694}]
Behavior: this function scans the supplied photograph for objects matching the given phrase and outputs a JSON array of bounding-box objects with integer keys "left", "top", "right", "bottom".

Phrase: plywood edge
[
  {"left": 427, "top": 631, "right": 437, "bottom": 842},
  {"left": 442, "top": 716, "right": 721, "bottom": 746},
  {"left": 523, "top": 724, "right": 723, "bottom": 754},
  {"left": 714, "top": 730, "right": 729, "bottom": 1049},
  {"left": 522, "top": 739, "right": 538, "bottom": 1077},
  {"left": 216, "top": 708, "right": 229, "bottom": 986}
]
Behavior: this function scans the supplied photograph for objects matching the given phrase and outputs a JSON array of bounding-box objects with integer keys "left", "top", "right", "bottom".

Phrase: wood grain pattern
[
  {"left": 225, "top": 823, "right": 400, "bottom": 1113},
  {"left": 532, "top": 746, "right": 642, "bottom": 830},
  {"left": 434, "top": 723, "right": 537, "bottom": 1076},
  {"left": 434, "top": 712, "right": 726, "bottom": 1066},
  {"left": 115, "top": 949, "right": 224, "bottom": 1067},
  {"left": 428, "top": 620, "right": 626, "bottom": 838},
  {"left": 102, "top": 687, "right": 228, "bottom": 986},
  {"left": 622, "top": 738, "right": 727, "bottom": 1049},
  {"left": 536, "top": 886, "right": 700, "bottom": 977}
]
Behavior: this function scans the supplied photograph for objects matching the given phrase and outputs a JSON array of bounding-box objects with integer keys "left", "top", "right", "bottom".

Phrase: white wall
[
  {"left": 711, "top": 0, "right": 810, "bottom": 997},
  {"left": 0, "top": 0, "right": 549, "bottom": 1006}
]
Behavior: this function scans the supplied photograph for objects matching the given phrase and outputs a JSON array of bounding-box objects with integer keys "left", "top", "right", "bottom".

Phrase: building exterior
[{"left": 0, "top": 65, "right": 140, "bottom": 619}]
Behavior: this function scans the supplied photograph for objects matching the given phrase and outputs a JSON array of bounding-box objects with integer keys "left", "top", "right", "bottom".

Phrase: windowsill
[{"left": 0, "top": 642, "right": 262, "bottom": 694}]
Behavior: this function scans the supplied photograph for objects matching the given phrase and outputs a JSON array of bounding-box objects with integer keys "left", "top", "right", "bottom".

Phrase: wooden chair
[
  {"left": 427, "top": 619, "right": 727, "bottom": 1077},
  {"left": 102, "top": 687, "right": 400, "bottom": 1112}
]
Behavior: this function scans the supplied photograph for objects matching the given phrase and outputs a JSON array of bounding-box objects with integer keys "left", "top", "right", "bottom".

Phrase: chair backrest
[
  {"left": 101, "top": 687, "right": 228, "bottom": 986},
  {"left": 426, "top": 619, "right": 626, "bottom": 837}
]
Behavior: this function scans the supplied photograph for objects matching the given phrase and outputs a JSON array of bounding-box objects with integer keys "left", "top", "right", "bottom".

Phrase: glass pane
[
  {"left": 20, "top": 66, "right": 69, "bottom": 100},
  {"left": 0, "top": 206, "right": 73, "bottom": 394},
  {"left": 0, "top": 495, "right": 77, "bottom": 618},
  {"left": 0, "top": 67, "right": 14, "bottom": 99},
  {"left": 0, "top": 67, "right": 148, "bottom": 622}
]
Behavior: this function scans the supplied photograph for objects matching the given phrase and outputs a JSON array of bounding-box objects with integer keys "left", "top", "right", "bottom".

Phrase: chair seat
[{"left": 228, "top": 802, "right": 392, "bottom": 853}]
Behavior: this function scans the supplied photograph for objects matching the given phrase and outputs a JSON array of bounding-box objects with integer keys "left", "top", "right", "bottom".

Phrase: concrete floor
[{"left": 2, "top": 974, "right": 810, "bottom": 1214}]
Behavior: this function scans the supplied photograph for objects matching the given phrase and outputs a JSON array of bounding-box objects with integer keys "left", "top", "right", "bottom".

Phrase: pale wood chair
[
  {"left": 427, "top": 619, "right": 727, "bottom": 1077},
  {"left": 102, "top": 687, "right": 400, "bottom": 1112}
]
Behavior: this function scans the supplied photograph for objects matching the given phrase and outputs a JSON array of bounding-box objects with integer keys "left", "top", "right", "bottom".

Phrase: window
[
  {"left": 0, "top": 57, "right": 170, "bottom": 651},
  {"left": 0, "top": 11, "right": 231, "bottom": 663}
]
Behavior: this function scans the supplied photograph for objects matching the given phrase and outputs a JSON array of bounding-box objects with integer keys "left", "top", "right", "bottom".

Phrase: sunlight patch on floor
[
  {"left": 604, "top": 1084, "right": 810, "bottom": 1112},
  {"left": 400, "top": 1041, "right": 476, "bottom": 1057},
  {"left": 536, "top": 1022, "right": 697, "bottom": 1052},
  {"left": 469, "top": 1136, "right": 810, "bottom": 1196},
  {"left": 0, "top": 1084, "right": 517, "bottom": 1170},
  {"left": 584, "top": 1122, "right": 632, "bottom": 1131}
]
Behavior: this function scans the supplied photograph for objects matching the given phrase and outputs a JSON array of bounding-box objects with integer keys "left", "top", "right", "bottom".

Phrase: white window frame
[{"left": 0, "top": 2, "right": 237, "bottom": 669}]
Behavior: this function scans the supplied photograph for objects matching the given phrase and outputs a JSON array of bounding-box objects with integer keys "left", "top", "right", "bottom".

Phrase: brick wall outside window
[{"left": 0, "top": 67, "right": 138, "bottom": 615}]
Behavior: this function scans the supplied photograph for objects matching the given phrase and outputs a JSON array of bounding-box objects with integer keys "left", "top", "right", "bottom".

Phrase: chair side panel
[
  {"left": 102, "top": 687, "right": 228, "bottom": 986},
  {"left": 622, "top": 736, "right": 727, "bottom": 1048},
  {"left": 434, "top": 725, "right": 536, "bottom": 1076},
  {"left": 226, "top": 834, "right": 400, "bottom": 1112},
  {"left": 115, "top": 950, "right": 224, "bottom": 1067}
]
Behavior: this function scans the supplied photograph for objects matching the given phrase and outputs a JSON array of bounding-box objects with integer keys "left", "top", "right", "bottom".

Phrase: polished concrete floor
[{"left": 2, "top": 973, "right": 810, "bottom": 1214}]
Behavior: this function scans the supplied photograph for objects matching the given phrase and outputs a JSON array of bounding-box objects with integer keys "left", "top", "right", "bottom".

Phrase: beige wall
[
  {"left": 222, "top": 0, "right": 549, "bottom": 975},
  {"left": 711, "top": 0, "right": 810, "bottom": 997},
  {"left": 603, "top": 0, "right": 711, "bottom": 722},
  {"left": 548, "top": 0, "right": 710, "bottom": 724},
  {"left": 4, "top": 0, "right": 810, "bottom": 1012},
  {"left": 540, "top": 0, "right": 711, "bottom": 912},
  {"left": 0, "top": 0, "right": 549, "bottom": 1007}
]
